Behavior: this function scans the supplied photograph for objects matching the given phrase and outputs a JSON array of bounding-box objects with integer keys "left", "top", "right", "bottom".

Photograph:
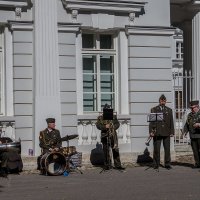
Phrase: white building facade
[{"left": 0, "top": 0, "right": 199, "bottom": 158}]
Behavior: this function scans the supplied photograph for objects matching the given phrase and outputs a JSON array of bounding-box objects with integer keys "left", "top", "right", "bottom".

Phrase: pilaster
[
  {"left": 34, "top": 0, "right": 61, "bottom": 155},
  {"left": 192, "top": 12, "right": 200, "bottom": 100}
]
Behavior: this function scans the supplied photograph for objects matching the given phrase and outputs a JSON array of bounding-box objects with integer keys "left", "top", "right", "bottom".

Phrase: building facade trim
[
  {"left": 62, "top": 0, "right": 146, "bottom": 13},
  {"left": 0, "top": 0, "right": 32, "bottom": 10},
  {"left": 8, "top": 21, "right": 33, "bottom": 31},
  {"left": 126, "top": 26, "right": 175, "bottom": 36}
]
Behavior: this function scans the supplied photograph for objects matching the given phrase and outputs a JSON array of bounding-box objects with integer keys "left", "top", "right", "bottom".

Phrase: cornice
[
  {"left": 7, "top": 21, "right": 33, "bottom": 31},
  {"left": 0, "top": 0, "right": 32, "bottom": 10},
  {"left": 62, "top": 0, "right": 147, "bottom": 13},
  {"left": 58, "top": 22, "right": 81, "bottom": 32},
  {"left": 126, "top": 26, "right": 176, "bottom": 36}
]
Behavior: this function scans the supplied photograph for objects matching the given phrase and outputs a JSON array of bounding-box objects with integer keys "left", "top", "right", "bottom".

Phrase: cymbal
[{"left": 61, "top": 134, "right": 78, "bottom": 141}]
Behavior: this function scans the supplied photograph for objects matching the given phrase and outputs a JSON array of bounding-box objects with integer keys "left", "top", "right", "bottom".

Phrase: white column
[
  {"left": 34, "top": 0, "right": 61, "bottom": 155},
  {"left": 192, "top": 12, "right": 200, "bottom": 100},
  {"left": 5, "top": 27, "right": 14, "bottom": 116},
  {"left": 119, "top": 31, "right": 129, "bottom": 114}
]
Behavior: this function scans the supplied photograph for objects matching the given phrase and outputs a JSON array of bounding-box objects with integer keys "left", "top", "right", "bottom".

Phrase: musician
[
  {"left": 0, "top": 137, "right": 23, "bottom": 177},
  {"left": 149, "top": 94, "right": 174, "bottom": 170},
  {"left": 37, "top": 118, "right": 62, "bottom": 172},
  {"left": 96, "top": 104, "right": 125, "bottom": 170},
  {"left": 183, "top": 100, "right": 200, "bottom": 168}
]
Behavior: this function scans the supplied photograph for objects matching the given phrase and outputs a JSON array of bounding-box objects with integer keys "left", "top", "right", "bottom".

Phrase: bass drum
[{"left": 40, "top": 152, "right": 66, "bottom": 176}]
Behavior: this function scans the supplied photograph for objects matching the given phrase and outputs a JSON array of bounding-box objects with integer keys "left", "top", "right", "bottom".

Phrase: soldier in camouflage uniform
[
  {"left": 37, "top": 118, "right": 62, "bottom": 171},
  {"left": 96, "top": 104, "right": 125, "bottom": 170},
  {"left": 149, "top": 94, "right": 174, "bottom": 170},
  {"left": 184, "top": 100, "right": 200, "bottom": 168}
]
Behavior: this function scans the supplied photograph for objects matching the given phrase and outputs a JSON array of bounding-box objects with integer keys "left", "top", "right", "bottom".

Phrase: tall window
[
  {"left": 82, "top": 33, "right": 117, "bottom": 112},
  {"left": 0, "top": 30, "right": 5, "bottom": 115},
  {"left": 176, "top": 40, "right": 183, "bottom": 59}
]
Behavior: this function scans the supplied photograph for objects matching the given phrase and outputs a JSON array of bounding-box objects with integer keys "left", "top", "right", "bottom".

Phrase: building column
[
  {"left": 192, "top": 12, "right": 200, "bottom": 100},
  {"left": 34, "top": 0, "right": 61, "bottom": 155}
]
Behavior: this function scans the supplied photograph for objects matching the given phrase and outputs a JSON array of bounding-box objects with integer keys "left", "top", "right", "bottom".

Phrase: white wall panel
[
  {"left": 129, "top": 47, "right": 171, "bottom": 58},
  {"left": 129, "top": 57, "right": 172, "bottom": 69},
  {"left": 129, "top": 80, "right": 172, "bottom": 91},
  {"left": 59, "top": 44, "right": 76, "bottom": 56},
  {"left": 59, "top": 56, "right": 76, "bottom": 68},
  {"left": 13, "top": 31, "right": 32, "bottom": 42},
  {"left": 60, "top": 80, "right": 76, "bottom": 91},
  {"left": 129, "top": 35, "right": 171, "bottom": 47},
  {"left": 60, "top": 92, "right": 77, "bottom": 103},
  {"left": 13, "top": 55, "right": 33, "bottom": 66},
  {"left": 14, "top": 79, "right": 32, "bottom": 90},
  {"left": 58, "top": 32, "right": 76, "bottom": 44},
  {"left": 13, "top": 43, "right": 32, "bottom": 54},
  {"left": 60, "top": 68, "right": 76, "bottom": 80},
  {"left": 129, "top": 68, "right": 172, "bottom": 80},
  {"left": 13, "top": 67, "right": 32, "bottom": 78},
  {"left": 14, "top": 91, "right": 33, "bottom": 103},
  {"left": 14, "top": 104, "right": 32, "bottom": 115},
  {"left": 61, "top": 103, "right": 77, "bottom": 115}
]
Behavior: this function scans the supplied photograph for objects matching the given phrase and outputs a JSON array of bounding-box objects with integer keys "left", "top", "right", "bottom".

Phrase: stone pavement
[{"left": 1, "top": 164, "right": 200, "bottom": 200}]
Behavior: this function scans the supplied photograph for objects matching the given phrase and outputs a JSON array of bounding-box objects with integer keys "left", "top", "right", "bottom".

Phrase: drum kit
[
  {"left": 40, "top": 134, "right": 82, "bottom": 176},
  {"left": 0, "top": 137, "right": 21, "bottom": 154}
]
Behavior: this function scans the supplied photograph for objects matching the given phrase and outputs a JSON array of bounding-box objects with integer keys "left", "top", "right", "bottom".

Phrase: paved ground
[{"left": 0, "top": 164, "right": 200, "bottom": 200}]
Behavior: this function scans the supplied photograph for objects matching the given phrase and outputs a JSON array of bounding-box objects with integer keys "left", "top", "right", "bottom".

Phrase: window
[
  {"left": 176, "top": 40, "right": 183, "bottom": 59},
  {"left": 82, "top": 33, "right": 117, "bottom": 112},
  {"left": 0, "top": 30, "right": 5, "bottom": 115}
]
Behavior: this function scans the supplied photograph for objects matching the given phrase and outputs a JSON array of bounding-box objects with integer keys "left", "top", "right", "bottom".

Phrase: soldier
[
  {"left": 37, "top": 118, "right": 62, "bottom": 172},
  {"left": 96, "top": 104, "right": 125, "bottom": 171},
  {"left": 149, "top": 94, "right": 174, "bottom": 170},
  {"left": 183, "top": 100, "right": 200, "bottom": 168}
]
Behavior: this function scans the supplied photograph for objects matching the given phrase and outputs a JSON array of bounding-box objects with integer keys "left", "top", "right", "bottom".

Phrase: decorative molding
[
  {"left": 71, "top": 9, "right": 78, "bottom": 22},
  {"left": 0, "top": 0, "right": 32, "bottom": 10},
  {"left": 129, "top": 12, "right": 135, "bottom": 25},
  {"left": 126, "top": 26, "right": 176, "bottom": 36},
  {"left": 62, "top": 0, "right": 146, "bottom": 14},
  {"left": 15, "top": 7, "right": 22, "bottom": 19},
  {"left": 58, "top": 23, "right": 81, "bottom": 32},
  {"left": 7, "top": 21, "right": 33, "bottom": 31}
]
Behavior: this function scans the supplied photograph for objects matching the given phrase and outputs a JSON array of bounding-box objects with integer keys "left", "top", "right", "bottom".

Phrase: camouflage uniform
[
  {"left": 184, "top": 110, "right": 200, "bottom": 167},
  {"left": 96, "top": 115, "right": 123, "bottom": 169}
]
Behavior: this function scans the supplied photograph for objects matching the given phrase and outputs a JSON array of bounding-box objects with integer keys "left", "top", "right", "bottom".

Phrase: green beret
[
  {"left": 190, "top": 100, "right": 199, "bottom": 106},
  {"left": 46, "top": 118, "right": 55, "bottom": 123}
]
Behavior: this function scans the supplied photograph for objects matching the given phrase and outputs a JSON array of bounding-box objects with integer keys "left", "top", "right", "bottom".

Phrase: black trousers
[
  {"left": 153, "top": 136, "right": 171, "bottom": 167},
  {"left": 190, "top": 138, "right": 200, "bottom": 166},
  {"left": 101, "top": 136, "right": 121, "bottom": 168}
]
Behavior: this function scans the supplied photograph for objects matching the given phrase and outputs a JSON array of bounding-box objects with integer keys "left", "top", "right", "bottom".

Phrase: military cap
[
  {"left": 103, "top": 103, "right": 111, "bottom": 109},
  {"left": 190, "top": 100, "right": 199, "bottom": 106},
  {"left": 159, "top": 94, "right": 167, "bottom": 101},
  {"left": 46, "top": 118, "right": 55, "bottom": 123}
]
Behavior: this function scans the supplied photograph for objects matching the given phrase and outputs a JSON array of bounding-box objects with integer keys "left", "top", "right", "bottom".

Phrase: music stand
[{"left": 146, "top": 113, "right": 164, "bottom": 172}]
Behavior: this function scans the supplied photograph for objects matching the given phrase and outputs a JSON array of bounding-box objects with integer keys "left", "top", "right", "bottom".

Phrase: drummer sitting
[{"left": 38, "top": 118, "right": 62, "bottom": 174}]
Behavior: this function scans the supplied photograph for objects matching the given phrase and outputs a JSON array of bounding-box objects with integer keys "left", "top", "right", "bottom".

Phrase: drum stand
[{"left": 65, "top": 140, "right": 83, "bottom": 174}]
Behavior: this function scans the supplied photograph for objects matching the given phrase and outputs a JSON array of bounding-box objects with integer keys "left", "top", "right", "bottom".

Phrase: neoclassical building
[{"left": 0, "top": 0, "right": 199, "bottom": 160}]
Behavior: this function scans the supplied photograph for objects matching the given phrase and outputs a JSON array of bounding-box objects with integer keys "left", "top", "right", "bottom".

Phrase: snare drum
[
  {"left": 62, "top": 146, "right": 77, "bottom": 156},
  {"left": 40, "top": 152, "right": 66, "bottom": 176}
]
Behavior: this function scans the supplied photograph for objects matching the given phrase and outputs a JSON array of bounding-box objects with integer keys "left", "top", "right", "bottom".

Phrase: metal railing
[{"left": 173, "top": 69, "right": 193, "bottom": 145}]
